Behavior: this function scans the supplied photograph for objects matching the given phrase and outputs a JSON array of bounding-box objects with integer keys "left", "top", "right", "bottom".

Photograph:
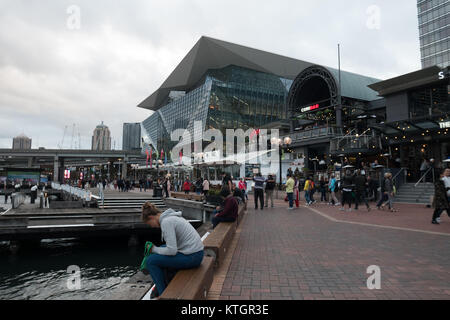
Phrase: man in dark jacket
[
  {"left": 432, "top": 170, "right": 450, "bottom": 224},
  {"left": 354, "top": 170, "right": 370, "bottom": 211},
  {"left": 340, "top": 171, "right": 355, "bottom": 212},
  {"left": 211, "top": 188, "right": 238, "bottom": 229}
]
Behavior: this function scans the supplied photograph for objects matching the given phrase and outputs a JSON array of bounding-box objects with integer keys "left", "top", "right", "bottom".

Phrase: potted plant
[{"left": 206, "top": 188, "right": 224, "bottom": 206}]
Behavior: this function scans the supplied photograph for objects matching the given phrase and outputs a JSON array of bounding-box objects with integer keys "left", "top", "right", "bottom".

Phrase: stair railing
[
  {"left": 392, "top": 167, "right": 407, "bottom": 192},
  {"left": 414, "top": 167, "right": 433, "bottom": 188}
]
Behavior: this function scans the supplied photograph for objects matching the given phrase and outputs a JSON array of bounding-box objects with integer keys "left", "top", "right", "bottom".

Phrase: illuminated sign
[
  {"left": 64, "top": 170, "right": 71, "bottom": 179},
  {"left": 301, "top": 104, "right": 320, "bottom": 113},
  {"left": 440, "top": 121, "right": 450, "bottom": 129},
  {"left": 439, "top": 67, "right": 450, "bottom": 80}
]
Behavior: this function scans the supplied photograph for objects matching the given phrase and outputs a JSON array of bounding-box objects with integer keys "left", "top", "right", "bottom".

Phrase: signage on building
[
  {"left": 64, "top": 170, "right": 71, "bottom": 179},
  {"left": 301, "top": 104, "right": 320, "bottom": 113},
  {"left": 440, "top": 121, "right": 450, "bottom": 129},
  {"left": 439, "top": 67, "right": 450, "bottom": 80}
]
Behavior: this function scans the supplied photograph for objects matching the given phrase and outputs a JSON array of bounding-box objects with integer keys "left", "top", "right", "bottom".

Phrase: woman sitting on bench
[
  {"left": 211, "top": 188, "right": 238, "bottom": 229},
  {"left": 141, "top": 202, "right": 204, "bottom": 297}
]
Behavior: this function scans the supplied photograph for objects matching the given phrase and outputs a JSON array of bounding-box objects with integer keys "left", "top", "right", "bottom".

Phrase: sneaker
[
  {"left": 335, "top": 203, "right": 341, "bottom": 207},
  {"left": 150, "top": 286, "right": 160, "bottom": 299},
  {"left": 339, "top": 208, "right": 345, "bottom": 211},
  {"left": 436, "top": 217, "right": 441, "bottom": 223},
  {"left": 432, "top": 220, "right": 440, "bottom": 225}
]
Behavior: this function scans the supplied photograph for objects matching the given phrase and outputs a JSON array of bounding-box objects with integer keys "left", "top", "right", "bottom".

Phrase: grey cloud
[{"left": 0, "top": 0, "right": 421, "bottom": 149}]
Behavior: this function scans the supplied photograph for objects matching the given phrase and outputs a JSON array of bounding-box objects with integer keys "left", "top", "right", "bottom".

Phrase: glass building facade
[
  {"left": 142, "top": 65, "right": 292, "bottom": 156},
  {"left": 418, "top": 0, "right": 450, "bottom": 68}
]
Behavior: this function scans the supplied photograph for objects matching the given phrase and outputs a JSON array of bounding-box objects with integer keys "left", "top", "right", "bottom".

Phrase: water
[{"left": 0, "top": 236, "right": 157, "bottom": 300}]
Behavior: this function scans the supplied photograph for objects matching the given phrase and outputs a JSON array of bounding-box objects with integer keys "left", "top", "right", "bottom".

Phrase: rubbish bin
[
  {"left": 153, "top": 186, "right": 163, "bottom": 198},
  {"left": 31, "top": 187, "right": 38, "bottom": 204}
]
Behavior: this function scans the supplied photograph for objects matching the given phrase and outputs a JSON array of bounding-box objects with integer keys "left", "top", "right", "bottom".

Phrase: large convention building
[{"left": 137, "top": 36, "right": 450, "bottom": 183}]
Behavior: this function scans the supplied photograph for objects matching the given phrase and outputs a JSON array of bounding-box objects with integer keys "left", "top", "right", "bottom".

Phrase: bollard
[{"left": 39, "top": 195, "right": 44, "bottom": 209}]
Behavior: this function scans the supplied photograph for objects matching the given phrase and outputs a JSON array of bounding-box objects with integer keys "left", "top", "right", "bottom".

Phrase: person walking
[
  {"left": 286, "top": 174, "right": 295, "bottom": 210},
  {"left": 202, "top": 178, "right": 210, "bottom": 197},
  {"left": 221, "top": 173, "right": 233, "bottom": 192},
  {"left": 183, "top": 178, "right": 191, "bottom": 195},
  {"left": 264, "top": 174, "right": 276, "bottom": 208},
  {"left": 319, "top": 176, "right": 327, "bottom": 203},
  {"left": 195, "top": 177, "right": 203, "bottom": 195},
  {"left": 354, "top": 170, "right": 370, "bottom": 211},
  {"left": 238, "top": 178, "right": 247, "bottom": 201},
  {"left": 304, "top": 176, "right": 314, "bottom": 206},
  {"left": 328, "top": 174, "right": 340, "bottom": 206},
  {"left": 377, "top": 172, "right": 397, "bottom": 212},
  {"left": 431, "top": 170, "right": 450, "bottom": 224},
  {"left": 253, "top": 173, "right": 265, "bottom": 211},
  {"left": 442, "top": 168, "right": 450, "bottom": 216},
  {"left": 294, "top": 177, "right": 300, "bottom": 208},
  {"left": 340, "top": 171, "right": 355, "bottom": 212}
]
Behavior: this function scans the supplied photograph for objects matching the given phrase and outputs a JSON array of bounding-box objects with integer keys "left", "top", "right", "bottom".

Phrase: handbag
[{"left": 140, "top": 241, "right": 154, "bottom": 275}]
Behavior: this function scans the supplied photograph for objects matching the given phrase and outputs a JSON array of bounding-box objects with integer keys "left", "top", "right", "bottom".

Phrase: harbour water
[{"left": 0, "top": 236, "right": 156, "bottom": 300}]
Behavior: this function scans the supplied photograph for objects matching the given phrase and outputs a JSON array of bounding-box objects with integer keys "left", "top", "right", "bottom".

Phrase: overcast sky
[{"left": 0, "top": 0, "right": 421, "bottom": 150}]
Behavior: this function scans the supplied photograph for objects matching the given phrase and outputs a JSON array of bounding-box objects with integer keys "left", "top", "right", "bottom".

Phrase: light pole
[
  {"left": 311, "top": 157, "right": 319, "bottom": 177},
  {"left": 272, "top": 136, "right": 292, "bottom": 190},
  {"left": 383, "top": 153, "right": 390, "bottom": 170}
]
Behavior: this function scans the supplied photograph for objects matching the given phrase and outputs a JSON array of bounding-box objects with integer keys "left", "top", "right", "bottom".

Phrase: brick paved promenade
[{"left": 210, "top": 198, "right": 450, "bottom": 300}]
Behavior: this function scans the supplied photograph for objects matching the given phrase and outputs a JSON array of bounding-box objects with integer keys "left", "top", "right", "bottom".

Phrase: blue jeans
[
  {"left": 305, "top": 191, "right": 311, "bottom": 203},
  {"left": 287, "top": 192, "right": 294, "bottom": 208},
  {"left": 146, "top": 247, "right": 204, "bottom": 296}
]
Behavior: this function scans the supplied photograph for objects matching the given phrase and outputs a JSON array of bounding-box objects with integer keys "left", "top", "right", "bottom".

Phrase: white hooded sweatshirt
[{"left": 152, "top": 208, "right": 204, "bottom": 256}]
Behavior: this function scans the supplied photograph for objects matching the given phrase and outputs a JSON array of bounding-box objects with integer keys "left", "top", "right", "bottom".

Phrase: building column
[
  {"left": 122, "top": 157, "right": 128, "bottom": 179},
  {"left": 27, "top": 157, "right": 33, "bottom": 168},
  {"left": 53, "top": 156, "right": 59, "bottom": 182},
  {"left": 335, "top": 106, "right": 343, "bottom": 134}
]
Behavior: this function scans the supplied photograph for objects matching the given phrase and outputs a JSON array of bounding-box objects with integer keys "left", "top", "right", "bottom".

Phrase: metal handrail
[
  {"left": 392, "top": 167, "right": 407, "bottom": 191},
  {"left": 414, "top": 167, "right": 432, "bottom": 188},
  {"left": 392, "top": 167, "right": 406, "bottom": 182}
]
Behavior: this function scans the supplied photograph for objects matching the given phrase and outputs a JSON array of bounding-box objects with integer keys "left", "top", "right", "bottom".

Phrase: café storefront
[{"left": 369, "top": 66, "right": 450, "bottom": 182}]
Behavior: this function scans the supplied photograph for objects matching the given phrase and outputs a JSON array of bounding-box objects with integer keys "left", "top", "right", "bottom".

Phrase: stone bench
[
  {"left": 203, "top": 203, "right": 246, "bottom": 268},
  {"left": 159, "top": 256, "right": 215, "bottom": 300},
  {"left": 160, "top": 202, "right": 246, "bottom": 300}
]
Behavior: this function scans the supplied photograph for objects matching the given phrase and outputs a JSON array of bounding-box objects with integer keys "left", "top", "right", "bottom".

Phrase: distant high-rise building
[
  {"left": 12, "top": 135, "right": 32, "bottom": 150},
  {"left": 417, "top": 0, "right": 450, "bottom": 68},
  {"left": 92, "top": 121, "right": 111, "bottom": 151},
  {"left": 122, "top": 123, "right": 142, "bottom": 151}
]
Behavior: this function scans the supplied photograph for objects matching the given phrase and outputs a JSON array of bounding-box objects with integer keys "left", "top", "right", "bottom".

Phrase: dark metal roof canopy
[
  {"left": 368, "top": 66, "right": 443, "bottom": 96},
  {"left": 138, "top": 36, "right": 381, "bottom": 111}
]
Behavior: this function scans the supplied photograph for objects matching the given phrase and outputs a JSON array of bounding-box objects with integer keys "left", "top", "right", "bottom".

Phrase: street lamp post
[{"left": 272, "top": 136, "right": 292, "bottom": 190}]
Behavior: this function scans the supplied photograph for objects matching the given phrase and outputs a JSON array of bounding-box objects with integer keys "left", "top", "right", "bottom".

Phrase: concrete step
[{"left": 101, "top": 205, "right": 167, "bottom": 209}]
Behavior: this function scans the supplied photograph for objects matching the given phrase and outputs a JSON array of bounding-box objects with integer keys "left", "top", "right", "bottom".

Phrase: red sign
[{"left": 301, "top": 104, "right": 320, "bottom": 113}]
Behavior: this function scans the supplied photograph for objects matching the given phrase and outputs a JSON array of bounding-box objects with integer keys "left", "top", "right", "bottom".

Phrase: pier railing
[{"left": 51, "top": 182, "right": 94, "bottom": 201}]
